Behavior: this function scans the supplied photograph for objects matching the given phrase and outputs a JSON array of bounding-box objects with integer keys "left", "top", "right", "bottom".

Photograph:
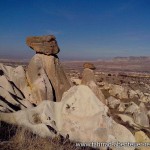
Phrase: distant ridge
[
  {"left": 0, "top": 56, "right": 150, "bottom": 63},
  {"left": 113, "top": 56, "right": 150, "bottom": 61}
]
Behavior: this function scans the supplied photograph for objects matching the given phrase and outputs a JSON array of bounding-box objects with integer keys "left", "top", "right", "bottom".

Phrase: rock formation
[
  {"left": 0, "top": 85, "right": 135, "bottom": 150},
  {"left": 83, "top": 62, "right": 96, "bottom": 70},
  {"left": 0, "top": 35, "right": 150, "bottom": 150},
  {"left": 26, "top": 35, "right": 60, "bottom": 55},
  {"left": 109, "top": 84, "right": 129, "bottom": 99},
  {"left": 107, "top": 96, "right": 120, "bottom": 109},
  {"left": 0, "top": 64, "right": 33, "bottom": 112},
  {"left": 0, "top": 35, "right": 71, "bottom": 108},
  {"left": 133, "top": 102, "right": 149, "bottom": 128},
  {"left": 26, "top": 35, "right": 71, "bottom": 103},
  {"left": 81, "top": 63, "right": 106, "bottom": 104},
  {"left": 125, "top": 102, "right": 139, "bottom": 115}
]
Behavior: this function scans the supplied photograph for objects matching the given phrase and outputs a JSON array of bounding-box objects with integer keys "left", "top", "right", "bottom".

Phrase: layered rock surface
[{"left": 0, "top": 64, "right": 33, "bottom": 112}]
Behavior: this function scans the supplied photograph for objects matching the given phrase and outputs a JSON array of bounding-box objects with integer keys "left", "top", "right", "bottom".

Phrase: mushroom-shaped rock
[
  {"left": 107, "top": 96, "right": 120, "bottom": 109},
  {"left": 81, "top": 66, "right": 105, "bottom": 104},
  {"left": 26, "top": 35, "right": 60, "bottom": 55},
  {"left": 0, "top": 85, "right": 135, "bottom": 150}
]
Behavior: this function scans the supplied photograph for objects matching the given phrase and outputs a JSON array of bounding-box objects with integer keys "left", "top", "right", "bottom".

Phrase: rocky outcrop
[
  {"left": 125, "top": 102, "right": 139, "bottom": 115},
  {"left": 109, "top": 84, "right": 129, "bottom": 99},
  {"left": 107, "top": 96, "right": 120, "bottom": 109},
  {"left": 0, "top": 73, "right": 33, "bottom": 112},
  {"left": 81, "top": 68, "right": 96, "bottom": 84},
  {"left": 26, "top": 35, "right": 60, "bottom": 55},
  {"left": 26, "top": 35, "right": 71, "bottom": 104},
  {"left": 26, "top": 54, "right": 71, "bottom": 103},
  {"left": 81, "top": 65, "right": 106, "bottom": 104},
  {"left": 0, "top": 85, "right": 135, "bottom": 150},
  {"left": 1, "top": 34, "right": 149, "bottom": 150},
  {"left": 10, "top": 66, "right": 33, "bottom": 102},
  {"left": 0, "top": 101, "right": 57, "bottom": 138},
  {"left": 133, "top": 103, "right": 149, "bottom": 128},
  {"left": 0, "top": 35, "right": 71, "bottom": 107}
]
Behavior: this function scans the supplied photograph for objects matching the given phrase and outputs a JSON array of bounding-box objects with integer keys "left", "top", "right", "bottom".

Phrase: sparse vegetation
[{"left": 0, "top": 122, "right": 98, "bottom": 150}]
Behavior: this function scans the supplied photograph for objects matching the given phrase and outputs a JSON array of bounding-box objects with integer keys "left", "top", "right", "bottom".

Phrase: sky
[{"left": 0, "top": 0, "right": 150, "bottom": 60}]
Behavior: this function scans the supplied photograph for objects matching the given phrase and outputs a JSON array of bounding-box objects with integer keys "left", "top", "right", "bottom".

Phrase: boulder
[
  {"left": 118, "top": 102, "right": 126, "bottom": 112},
  {"left": 109, "top": 85, "right": 129, "bottom": 99},
  {"left": 139, "top": 94, "right": 150, "bottom": 103},
  {"left": 135, "top": 131, "right": 150, "bottom": 150},
  {"left": 133, "top": 103, "right": 149, "bottom": 128},
  {"left": 125, "top": 102, "right": 139, "bottom": 115},
  {"left": 26, "top": 35, "right": 60, "bottom": 55},
  {"left": 81, "top": 68, "right": 96, "bottom": 84},
  {"left": 0, "top": 65, "right": 34, "bottom": 111},
  {"left": 115, "top": 114, "right": 140, "bottom": 130},
  {"left": 59, "top": 85, "right": 109, "bottom": 142},
  {"left": 0, "top": 64, "right": 32, "bottom": 101},
  {"left": 0, "top": 85, "right": 135, "bottom": 150},
  {"left": 26, "top": 54, "right": 71, "bottom": 103},
  {"left": 107, "top": 96, "right": 120, "bottom": 109},
  {"left": 81, "top": 68, "right": 106, "bottom": 104},
  {"left": 128, "top": 90, "right": 139, "bottom": 99}
]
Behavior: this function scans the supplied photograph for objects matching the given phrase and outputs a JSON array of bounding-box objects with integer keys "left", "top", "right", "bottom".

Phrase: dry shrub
[{"left": 0, "top": 122, "right": 97, "bottom": 150}]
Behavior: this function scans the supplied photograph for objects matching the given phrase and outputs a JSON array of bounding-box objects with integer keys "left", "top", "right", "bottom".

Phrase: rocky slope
[{"left": 0, "top": 35, "right": 150, "bottom": 150}]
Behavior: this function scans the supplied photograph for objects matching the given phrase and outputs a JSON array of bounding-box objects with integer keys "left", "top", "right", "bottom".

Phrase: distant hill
[{"left": 113, "top": 56, "right": 150, "bottom": 61}]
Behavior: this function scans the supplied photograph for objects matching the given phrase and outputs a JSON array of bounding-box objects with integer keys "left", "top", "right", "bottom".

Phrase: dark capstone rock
[{"left": 26, "top": 35, "right": 60, "bottom": 55}]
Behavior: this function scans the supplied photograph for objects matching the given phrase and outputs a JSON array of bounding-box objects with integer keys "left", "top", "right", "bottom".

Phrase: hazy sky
[{"left": 0, "top": 0, "right": 150, "bottom": 60}]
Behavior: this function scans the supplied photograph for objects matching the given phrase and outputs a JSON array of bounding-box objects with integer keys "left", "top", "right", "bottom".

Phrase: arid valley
[
  {"left": 1, "top": 1, "right": 150, "bottom": 149},
  {"left": 0, "top": 37, "right": 150, "bottom": 150}
]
